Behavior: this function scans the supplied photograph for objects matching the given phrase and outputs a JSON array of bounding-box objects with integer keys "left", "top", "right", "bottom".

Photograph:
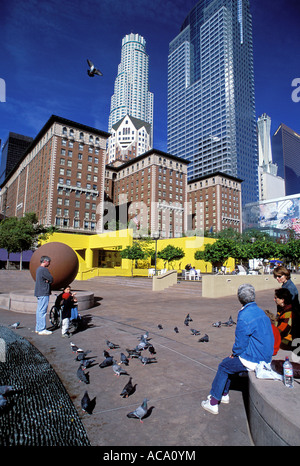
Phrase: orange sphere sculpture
[{"left": 30, "top": 242, "right": 79, "bottom": 290}]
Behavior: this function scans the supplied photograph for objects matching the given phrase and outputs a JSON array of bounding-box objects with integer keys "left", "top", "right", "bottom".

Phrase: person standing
[
  {"left": 34, "top": 255, "right": 53, "bottom": 335},
  {"left": 201, "top": 283, "right": 274, "bottom": 415}
]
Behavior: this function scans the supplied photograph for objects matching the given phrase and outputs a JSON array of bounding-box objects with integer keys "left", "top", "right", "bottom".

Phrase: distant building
[
  {"left": 106, "top": 114, "right": 151, "bottom": 164},
  {"left": 0, "top": 132, "right": 33, "bottom": 186},
  {"left": 272, "top": 123, "right": 300, "bottom": 196},
  {"left": 187, "top": 172, "right": 242, "bottom": 235},
  {"left": 108, "top": 33, "right": 154, "bottom": 163},
  {"left": 0, "top": 115, "right": 110, "bottom": 234},
  {"left": 167, "top": 0, "right": 258, "bottom": 206},
  {"left": 257, "top": 114, "right": 285, "bottom": 200}
]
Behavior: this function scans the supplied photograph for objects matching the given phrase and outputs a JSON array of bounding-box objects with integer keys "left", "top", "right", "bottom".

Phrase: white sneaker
[
  {"left": 221, "top": 394, "right": 230, "bottom": 404},
  {"left": 38, "top": 329, "right": 52, "bottom": 335},
  {"left": 201, "top": 397, "right": 219, "bottom": 415}
]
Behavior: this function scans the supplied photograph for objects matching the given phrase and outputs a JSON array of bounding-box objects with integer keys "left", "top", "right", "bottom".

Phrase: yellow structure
[{"left": 42, "top": 229, "right": 235, "bottom": 280}]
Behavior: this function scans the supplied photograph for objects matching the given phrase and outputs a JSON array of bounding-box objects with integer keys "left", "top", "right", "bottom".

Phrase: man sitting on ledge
[{"left": 201, "top": 283, "right": 274, "bottom": 415}]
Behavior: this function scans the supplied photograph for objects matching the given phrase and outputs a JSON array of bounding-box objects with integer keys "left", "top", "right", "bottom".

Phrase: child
[{"left": 60, "top": 286, "right": 79, "bottom": 337}]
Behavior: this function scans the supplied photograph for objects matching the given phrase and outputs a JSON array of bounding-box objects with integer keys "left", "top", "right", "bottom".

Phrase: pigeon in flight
[
  {"left": 81, "top": 391, "right": 96, "bottom": 415},
  {"left": 127, "top": 398, "right": 149, "bottom": 422},
  {"left": 120, "top": 377, "right": 136, "bottom": 398},
  {"left": 87, "top": 59, "right": 103, "bottom": 77},
  {"left": 198, "top": 334, "right": 209, "bottom": 343}
]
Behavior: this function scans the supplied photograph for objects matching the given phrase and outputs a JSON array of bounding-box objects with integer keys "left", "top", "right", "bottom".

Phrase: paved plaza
[{"left": 0, "top": 270, "right": 295, "bottom": 447}]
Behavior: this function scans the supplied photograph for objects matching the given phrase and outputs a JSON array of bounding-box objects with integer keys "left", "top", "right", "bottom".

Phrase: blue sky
[{"left": 1, "top": 0, "right": 299, "bottom": 153}]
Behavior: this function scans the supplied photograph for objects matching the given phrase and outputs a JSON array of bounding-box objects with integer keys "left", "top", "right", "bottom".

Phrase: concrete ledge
[
  {"left": 248, "top": 361, "right": 300, "bottom": 446},
  {"left": 202, "top": 274, "right": 300, "bottom": 298},
  {"left": 0, "top": 290, "right": 94, "bottom": 314},
  {"left": 152, "top": 270, "right": 177, "bottom": 291}
]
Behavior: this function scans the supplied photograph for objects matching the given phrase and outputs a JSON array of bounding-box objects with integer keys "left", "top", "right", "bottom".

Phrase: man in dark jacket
[
  {"left": 201, "top": 283, "right": 274, "bottom": 415},
  {"left": 34, "top": 255, "right": 53, "bottom": 335}
]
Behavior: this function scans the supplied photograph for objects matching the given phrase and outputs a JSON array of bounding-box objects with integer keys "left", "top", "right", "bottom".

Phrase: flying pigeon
[
  {"left": 106, "top": 340, "right": 120, "bottom": 350},
  {"left": 81, "top": 391, "right": 96, "bottom": 414},
  {"left": 198, "top": 334, "right": 209, "bottom": 343},
  {"left": 139, "top": 355, "right": 157, "bottom": 366},
  {"left": 112, "top": 360, "right": 129, "bottom": 377},
  {"left": 87, "top": 59, "right": 103, "bottom": 77},
  {"left": 190, "top": 328, "right": 201, "bottom": 336},
  {"left": 77, "top": 364, "right": 90, "bottom": 384},
  {"left": 120, "top": 353, "right": 129, "bottom": 366},
  {"left": 126, "top": 348, "right": 141, "bottom": 359},
  {"left": 212, "top": 321, "right": 222, "bottom": 327},
  {"left": 99, "top": 355, "right": 114, "bottom": 368},
  {"left": 127, "top": 398, "right": 149, "bottom": 422},
  {"left": 174, "top": 327, "right": 179, "bottom": 333},
  {"left": 120, "top": 377, "right": 136, "bottom": 398},
  {"left": 9, "top": 322, "right": 20, "bottom": 329}
]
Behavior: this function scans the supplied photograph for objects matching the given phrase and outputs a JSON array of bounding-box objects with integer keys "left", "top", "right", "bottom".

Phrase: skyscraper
[
  {"left": 108, "top": 33, "right": 154, "bottom": 151},
  {"left": 272, "top": 123, "right": 300, "bottom": 196},
  {"left": 167, "top": 0, "right": 258, "bottom": 206}
]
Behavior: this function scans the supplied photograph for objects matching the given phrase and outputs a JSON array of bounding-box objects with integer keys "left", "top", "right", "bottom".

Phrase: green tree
[
  {"left": 250, "top": 239, "right": 279, "bottom": 262},
  {"left": 194, "top": 238, "right": 236, "bottom": 269},
  {"left": 157, "top": 245, "right": 185, "bottom": 269},
  {"left": 120, "top": 243, "right": 148, "bottom": 275},
  {"left": 0, "top": 213, "right": 57, "bottom": 269},
  {"left": 277, "top": 239, "right": 300, "bottom": 267}
]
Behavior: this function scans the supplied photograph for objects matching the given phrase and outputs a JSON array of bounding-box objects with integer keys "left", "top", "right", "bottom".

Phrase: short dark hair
[{"left": 274, "top": 287, "right": 292, "bottom": 304}]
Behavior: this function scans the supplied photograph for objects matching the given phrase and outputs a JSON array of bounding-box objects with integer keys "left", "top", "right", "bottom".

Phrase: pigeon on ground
[
  {"left": 185, "top": 313, "right": 193, "bottom": 322},
  {"left": 75, "top": 350, "right": 92, "bottom": 361},
  {"left": 81, "top": 391, "right": 96, "bottom": 414},
  {"left": 112, "top": 360, "right": 129, "bottom": 377},
  {"left": 9, "top": 322, "right": 20, "bottom": 329},
  {"left": 157, "top": 324, "right": 163, "bottom": 330},
  {"left": 198, "top": 334, "right": 209, "bottom": 342},
  {"left": 99, "top": 355, "right": 114, "bottom": 368},
  {"left": 148, "top": 345, "right": 156, "bottom": 355},
  {"left": 70, "top": 342, "right": 80, "bottom": 353},
  {"left": 77, "top": 364, "right": 90, "bottom": 384},
  {"left": 212, "top": 321, "right": 222, "bottom": 327},
  {"left": 222, "top": 316, "right": 236, "bottom": 327},
  {"left": 138, "top": 331, "right": 150, "bottom": 341},
  {"left": 120, "top": 353, "right": 129, "bottom": 366},
  {"left": 106, "top": 340, "right": 120, "bottom": 350},
  {"left": 139, "top": 355, "right": 157, "bottom": 366},
  {"left": 126, "top": 348, "right": 141, "bottom": 359},
  {"left": 81, "top": 358, "right": 96, "bottom": 370},
  {"left": 190, "top": 328, "right": 201, "bottom": 336},
  {"left": 103, "top": 350, "right": 111, "bottom": 358},
  {"left": 136, "top": 340, "right": 149, "bottom": 351},
  {"left": 120, "top": 377, "right": 136, "bottom": 398},
  {"left": 0, "top": 394, "right": 8, "bottom": 410},
  {"left": 127, "top": 398, "right": 149, "bottom": 422},
  {"left": 174, "top": 326, "right": 179, "bottom": 333},
  {"left": 87, "top": 59, "right": 103, "bottom": 77},
  {"left": 0, "top": 385, "right": 14, "bottom": 396}
]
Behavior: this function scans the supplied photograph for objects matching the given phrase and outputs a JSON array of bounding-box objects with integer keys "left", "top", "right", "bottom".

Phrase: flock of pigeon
[
  {"left": 70, "top": 332, "right": 157, "bottom": 422},
  {"left": 69, "top": 312, "right": 236, "bottom": 423}
]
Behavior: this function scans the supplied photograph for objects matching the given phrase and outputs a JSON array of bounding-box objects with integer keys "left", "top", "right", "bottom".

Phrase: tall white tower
[
  {"left": 257, "top": 113, "right": 273, "bottom": 171},
  {"left": 108, "top": 33, "right": 154, "bottom": 148}
]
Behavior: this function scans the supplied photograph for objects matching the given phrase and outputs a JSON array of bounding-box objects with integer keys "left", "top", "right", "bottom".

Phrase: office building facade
[
  {"left": 167, "top": 0, "right": 258, "bottom": 206},
  {"left": 0, "top": 133, "right": 33, "bottom": 186},
  {"left": 108, "top": 33, "right": 154, "bottom": 159},
  {"left": 272, "top": 123, "right": 300, "bottom": 196}
]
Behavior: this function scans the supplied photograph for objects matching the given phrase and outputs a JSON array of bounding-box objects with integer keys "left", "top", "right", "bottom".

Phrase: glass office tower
[
  {"left": 108, "top": 33, "right": 154, "bottom": 147},
  {"left": 167, "top": 0, "right": 258, "bottom": 205}
]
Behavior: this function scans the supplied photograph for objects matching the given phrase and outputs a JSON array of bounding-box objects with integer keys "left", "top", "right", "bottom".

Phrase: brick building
[{"left": 0, "top": 115, "right": 110, "bottom": 234}]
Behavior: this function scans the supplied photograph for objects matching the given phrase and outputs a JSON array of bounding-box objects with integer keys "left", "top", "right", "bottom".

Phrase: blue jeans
[
  {"left": 36, "top": 296, "right": 50, "bottom": 332},
  {"left": 210, "top": 356, "right": 248, "bottom": 401}
]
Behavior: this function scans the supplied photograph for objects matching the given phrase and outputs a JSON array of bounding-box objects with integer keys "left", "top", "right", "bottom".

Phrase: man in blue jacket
[{"left": 202, "top": 283, "right": 274, "bottom": 415}]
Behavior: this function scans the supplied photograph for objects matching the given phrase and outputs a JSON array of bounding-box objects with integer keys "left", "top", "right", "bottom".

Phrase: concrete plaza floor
[{"left": 0, "top": 270, "right": 293, "bottom": 447}]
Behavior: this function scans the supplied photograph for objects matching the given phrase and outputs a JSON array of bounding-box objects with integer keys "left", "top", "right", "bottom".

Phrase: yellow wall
[{"left": 42, "top": 229, "right": 235, "bottom": 280}]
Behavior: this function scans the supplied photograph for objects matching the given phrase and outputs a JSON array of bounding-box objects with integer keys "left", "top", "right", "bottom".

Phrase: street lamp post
[{"left": 153, "top": 231, "right": 160, "bottom": 276}]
